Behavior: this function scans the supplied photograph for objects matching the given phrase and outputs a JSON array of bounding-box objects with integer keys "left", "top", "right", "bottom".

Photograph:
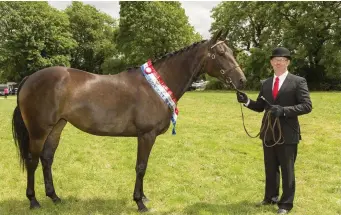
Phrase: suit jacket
[{"left": 247, "top": 73, "right": 312, "bottom": 144}]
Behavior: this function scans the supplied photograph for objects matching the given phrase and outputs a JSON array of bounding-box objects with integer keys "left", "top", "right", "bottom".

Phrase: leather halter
[{"left": 207, "top": 41, "right": 240, "bottom": 90}]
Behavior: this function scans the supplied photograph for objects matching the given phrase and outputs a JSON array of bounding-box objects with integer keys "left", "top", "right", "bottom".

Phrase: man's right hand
[{"left": 236, "top": 91, "right": 248, "bottom": 103}]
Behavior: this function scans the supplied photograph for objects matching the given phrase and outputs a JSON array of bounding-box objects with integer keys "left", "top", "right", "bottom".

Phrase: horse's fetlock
[
  {"left": 46, "top": 191, "right": 56, "bottom": 198},
  {"left": 133, "top": 193, "right": 142, "bottom": 202},
  {"left": 26, "top": 190, "right": 35, "bottom": 199}
]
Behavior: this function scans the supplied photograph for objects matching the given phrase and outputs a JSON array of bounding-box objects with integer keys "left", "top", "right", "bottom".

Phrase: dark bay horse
[{"left": 12, "top": 30, "right": 246, "bottom": 212}]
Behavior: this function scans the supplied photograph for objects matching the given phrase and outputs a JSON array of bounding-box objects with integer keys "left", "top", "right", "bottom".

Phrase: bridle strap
[
  {"left": 208, "top": 41, "right": 240, "bottom": 90},
  {"left": 210, "top": 40, "right": 225, "bottom": 49}
]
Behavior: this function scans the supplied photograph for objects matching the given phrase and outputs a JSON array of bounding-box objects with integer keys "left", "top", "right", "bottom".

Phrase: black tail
[{"left": 12, "top": 76, "right": 30, "bottom": 170}]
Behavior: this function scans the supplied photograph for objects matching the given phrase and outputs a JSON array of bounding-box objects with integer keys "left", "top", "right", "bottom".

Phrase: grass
[{"left": 0, "top": 91, "right": 340, "bottom": 215}]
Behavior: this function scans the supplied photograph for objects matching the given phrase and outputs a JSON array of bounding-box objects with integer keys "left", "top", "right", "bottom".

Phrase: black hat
[{"left": 270, "top": 47, "right": 291, "bottom": 60}]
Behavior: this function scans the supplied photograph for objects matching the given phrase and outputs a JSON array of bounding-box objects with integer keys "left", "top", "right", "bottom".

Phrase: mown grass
[{"left": 0, "top": 91, "right": 340, "bottom": 215}]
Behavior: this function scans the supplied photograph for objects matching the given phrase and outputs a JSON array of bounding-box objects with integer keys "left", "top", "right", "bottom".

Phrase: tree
[
  {"left": 274, "top": 2, "right": 341, "bottom": 89},
  {"left": 211, "top": 1, "right": 341, "bottom": 90},
  {"left": 65, "top": 2, "right": 119, "bottom": 74},
  {"left": 116, "top": 1, "right": 202, "bottom": 66},
  {"left": 0, "top": 2, "right": 76, "bottom": 81}
]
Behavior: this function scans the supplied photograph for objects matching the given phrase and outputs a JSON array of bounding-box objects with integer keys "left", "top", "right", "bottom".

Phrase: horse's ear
[
  {"left": 220, "top": 30, "right": 228, "bottom": 40},
  {"left": 210, "top": 29, "right": 223, "bottom": 44}
]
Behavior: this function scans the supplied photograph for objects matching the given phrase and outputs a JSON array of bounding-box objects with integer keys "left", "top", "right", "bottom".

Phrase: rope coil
[
  {"left": 240, "top": 105, "right": 284, "bottom": 147},
  {"left": 227, "top": 78, "right": 284, "bottom": 147}
]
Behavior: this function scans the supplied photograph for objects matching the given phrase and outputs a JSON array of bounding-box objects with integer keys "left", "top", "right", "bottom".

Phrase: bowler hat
[{"left": 270, "top": 47, "right": 291, "bottom": 60}]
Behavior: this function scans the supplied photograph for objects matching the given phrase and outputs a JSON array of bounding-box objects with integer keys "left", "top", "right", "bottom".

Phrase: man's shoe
[
  {"left": 277, "top": 209, "right": 289, "bottom": 214},
  {"left": 255, "top": 197, "right": 278, "bottom": 207}
]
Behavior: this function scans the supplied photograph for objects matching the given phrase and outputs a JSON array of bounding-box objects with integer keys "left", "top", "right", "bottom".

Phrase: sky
[{"left": 47, "top": 1, "right": 221, "bottom": 39}]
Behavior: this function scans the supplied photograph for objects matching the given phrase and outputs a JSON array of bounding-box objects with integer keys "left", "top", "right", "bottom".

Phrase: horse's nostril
[{"left": 239, "top": 78, "right": 246, "bottom": 89}]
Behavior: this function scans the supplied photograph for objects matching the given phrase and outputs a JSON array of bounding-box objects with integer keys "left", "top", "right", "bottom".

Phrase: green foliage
[
  {"left": 101, "top": 56, "right": 127, "bottom": 75},
  {"left": 211, "top": 2, "right": 281, "bottom": 50},
  {"left": 65, "top": 2, "right": 119, "bottom": 74},
  {"left": 205, "top": 78, "right": 224, "bottom": 90},
  {"left": 0, "top": 2, "right": 76, "bottom": 81},
  {"left": 276, "top": 2, "right": 341, "bottom": 88},
  {"left": 116, "top": 1, "right": 202, "bottom": 66},
  {"left": 211, "top": 2, "right": 341, "bottom": 90},
  {"left": 0, "top": 1, "right": 339, "bottom": 91}
]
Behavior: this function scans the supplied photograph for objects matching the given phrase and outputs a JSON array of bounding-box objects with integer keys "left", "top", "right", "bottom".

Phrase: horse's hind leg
[
  {"left": 26, "top": 148, "right": 41, "bottom": 209},
  {"left": 133, "top": 132, "right": 156, "bottom": 212},
  {"left": 26, "top": 134, "right": 51, "bottom": 209},
  {"left": 40, "top": 119, "right": 67, "bottom": 204}
]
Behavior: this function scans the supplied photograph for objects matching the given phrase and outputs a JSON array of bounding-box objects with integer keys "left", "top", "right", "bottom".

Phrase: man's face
[{"left": 270, "top": 57, "right": 290, "bottom": 72}]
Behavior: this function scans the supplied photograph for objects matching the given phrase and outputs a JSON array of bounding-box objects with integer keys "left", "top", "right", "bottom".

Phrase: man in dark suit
[{"left": 236, "top": 47, "right": 312, "bottom": 214}]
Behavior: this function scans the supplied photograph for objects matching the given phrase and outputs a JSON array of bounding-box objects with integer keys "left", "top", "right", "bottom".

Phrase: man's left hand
[{"left": 270, "top": 105, "right": 284, "bottom": 117}]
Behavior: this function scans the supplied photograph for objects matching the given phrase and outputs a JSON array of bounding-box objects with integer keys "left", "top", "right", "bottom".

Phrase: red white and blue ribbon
[{"left": 140, "top": 60, "right": 179, "bottom": 135}]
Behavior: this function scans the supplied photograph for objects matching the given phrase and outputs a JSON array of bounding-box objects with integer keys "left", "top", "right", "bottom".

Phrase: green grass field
[{"left": 0, "top": 91, "right": 340, "bottom": 215}]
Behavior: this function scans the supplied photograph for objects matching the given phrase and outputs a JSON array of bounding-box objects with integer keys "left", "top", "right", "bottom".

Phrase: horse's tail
[{"left": 12, "top": 76, "right": 30, "bottom": 170}]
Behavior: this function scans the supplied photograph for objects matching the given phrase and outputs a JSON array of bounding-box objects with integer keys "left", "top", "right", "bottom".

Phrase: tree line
[{"left": 0, "top": 1, "right": 340, "bottom": 90}]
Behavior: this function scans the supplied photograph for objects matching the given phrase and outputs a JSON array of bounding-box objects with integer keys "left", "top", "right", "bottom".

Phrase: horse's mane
[
  {"left": 126, "top": 40, "right": 208, "bottom": 71},
  {"left": 152, "top": 40, "right": 207, "bottom": 63}
]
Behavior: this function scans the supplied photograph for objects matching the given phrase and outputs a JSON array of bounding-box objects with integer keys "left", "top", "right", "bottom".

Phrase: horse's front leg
[{"left": 133, "top": 132, "right": 156, "bottom": 212}]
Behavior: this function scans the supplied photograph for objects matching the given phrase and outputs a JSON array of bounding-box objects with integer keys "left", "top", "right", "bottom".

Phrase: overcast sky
[{"left": 48, "top": 1, "right": 221, "bottom": 39}]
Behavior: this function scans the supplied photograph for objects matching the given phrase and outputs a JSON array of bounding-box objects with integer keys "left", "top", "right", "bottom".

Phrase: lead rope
[{"left": 226, "top": 77, "right": 284, "bottom": 147}]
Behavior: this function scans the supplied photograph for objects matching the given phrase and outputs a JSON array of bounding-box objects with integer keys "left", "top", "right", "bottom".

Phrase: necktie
[{"left": 273, "top": 77, "right": 279, "bottom": 99}]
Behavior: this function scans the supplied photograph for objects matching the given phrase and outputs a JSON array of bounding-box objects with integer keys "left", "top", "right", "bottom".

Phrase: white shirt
[
  {"left": 244, "top": 71, "right": 289, "bottom": 106},
  {"left": 272, "top": 71, "right": 288, "bottom": 91}
]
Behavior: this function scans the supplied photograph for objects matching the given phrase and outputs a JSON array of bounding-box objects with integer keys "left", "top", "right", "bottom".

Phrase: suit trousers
[{"left": 262, "top": 142, "right": 298, "bottom": 210}]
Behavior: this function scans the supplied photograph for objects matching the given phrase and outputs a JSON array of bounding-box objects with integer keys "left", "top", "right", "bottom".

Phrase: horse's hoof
[
  {"left": 52, "top": 197, "right": 62, "bottom": 204},
  {"left": 138, "top": 207, "right": 149, "bottom": 213},
  {"left": 30, "top": 201, "right": 41, "bottom": 209}
]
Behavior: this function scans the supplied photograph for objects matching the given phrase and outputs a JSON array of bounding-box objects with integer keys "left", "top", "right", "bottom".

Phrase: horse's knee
[{"left": 136, "top": 163, "right": 147, "bottom": 177}]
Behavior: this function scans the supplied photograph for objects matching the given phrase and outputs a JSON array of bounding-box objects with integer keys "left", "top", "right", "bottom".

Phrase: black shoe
[
  {"left": 277, "top": 209, "right": 289, "bottom": 214},
  {"left": 255, "top": 197, "right": 279, "bottom": 207}
]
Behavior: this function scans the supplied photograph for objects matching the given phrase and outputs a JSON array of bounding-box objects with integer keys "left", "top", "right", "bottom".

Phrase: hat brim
[{"left": 270, "top": 56, "right": 291, "bottom": 60}]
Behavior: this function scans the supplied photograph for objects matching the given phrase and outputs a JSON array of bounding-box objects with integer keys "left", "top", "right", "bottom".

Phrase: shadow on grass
[
  {"left": 166, "top": 201, "right": 275, "bottom": 215},
  {"left": 0, "top": 197, "right": 138, "bottom": 215},
  {"left": 0, "top": 198, "right": 277, "bottom": 215}
]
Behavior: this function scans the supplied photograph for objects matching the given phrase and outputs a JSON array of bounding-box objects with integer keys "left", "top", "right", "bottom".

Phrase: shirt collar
[{"left": 274, "top": 71, "right": 288, "bottom": 80}]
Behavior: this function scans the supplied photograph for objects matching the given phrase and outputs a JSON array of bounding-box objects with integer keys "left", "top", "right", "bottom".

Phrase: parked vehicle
[
  {"left": 188, "top": 80, "right": 209, "bottom": 91},
  {"left": 0, "top": 84, "right": 7, "bottom": 96}
]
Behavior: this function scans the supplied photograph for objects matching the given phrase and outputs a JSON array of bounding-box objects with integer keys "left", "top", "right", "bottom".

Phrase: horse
[{"left": 12, "top": 30, "right": 246, "bottom": 212}]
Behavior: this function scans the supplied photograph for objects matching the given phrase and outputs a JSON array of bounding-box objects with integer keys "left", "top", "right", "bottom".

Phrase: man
[{"left": 236, "top": 47, "right": 312, "bottom": 214}]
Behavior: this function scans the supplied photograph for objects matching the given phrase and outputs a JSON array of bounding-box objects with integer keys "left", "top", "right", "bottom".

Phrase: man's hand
[
  {"left": 236, "top": 91, "right": 248, "bottom": 103},
  {"left": 270, "top": 105, "right": 284, "bottom": 117}
]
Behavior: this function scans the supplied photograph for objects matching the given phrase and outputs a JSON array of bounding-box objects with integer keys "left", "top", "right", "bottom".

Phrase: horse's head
[{"left": 205, "top": 30, "right": 246, "bottom": 90}]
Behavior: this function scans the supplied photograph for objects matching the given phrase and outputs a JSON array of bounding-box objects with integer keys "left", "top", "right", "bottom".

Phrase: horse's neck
[{"left": 154, "top": 44, "right": 207, "bottom": 100}]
